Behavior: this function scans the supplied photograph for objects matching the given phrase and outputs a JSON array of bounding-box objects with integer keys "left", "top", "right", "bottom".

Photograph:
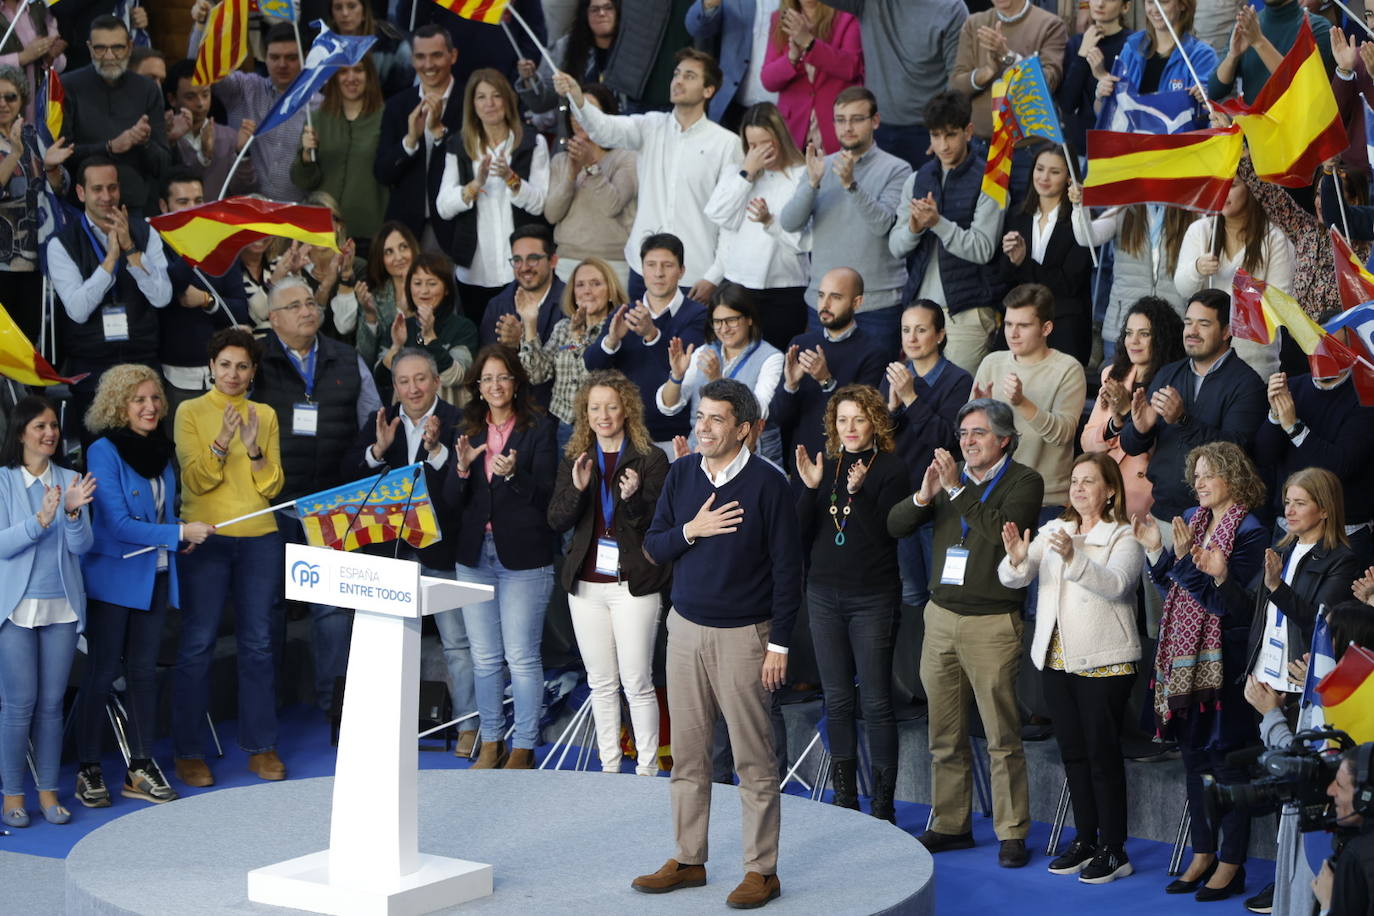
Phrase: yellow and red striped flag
[
  {"left": 982, "top": 78, "right": 1014, "bottom": 209},
  {"left": 194, "top": 0, "right": 250, "bottom": 87},
  {"left": 1083, "top": 124, "right": 1243, "bottom": 212},
  {"left": 37, "top": 67, "right": 62, "bottom": 146},
  {"left": 1332, "top": 227, "right": 1374, "bottom": 313},
  {"left": 434, "top": 0, "right": 508, "bottom": 24},
  {"left": 0, "top": 303, "right": 77, "bottom": 386},
  {"left": 1316, "top": 644, "right": 1374, "bottom": 743},
  {"left": 148, "top": 196, "right": 336, "bottom": 275},
  {"left": 298, "top": 464, "right": 442, "bottom": 552},
  {"left": 1217, "top": 18, "right": 1346, "bottom": 187}
]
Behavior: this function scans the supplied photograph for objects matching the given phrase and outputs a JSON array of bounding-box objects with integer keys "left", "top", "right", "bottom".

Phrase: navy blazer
[
  {"left": 82, "top": 437, "right": 183, "bottom": 610},
  {"left": 348, "top": 397, "right": 463, "bottom": 570},
  {"left": 374, "top": 85, "right": 466, "bottom": 253},
  {"left": 441, "top": 410, "right": 559, "bottom": 570}
]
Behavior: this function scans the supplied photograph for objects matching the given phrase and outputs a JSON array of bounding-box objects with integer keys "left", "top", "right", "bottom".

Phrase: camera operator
[{"left": 1313, "top": 744, "right": 1374, "bottom": 916}]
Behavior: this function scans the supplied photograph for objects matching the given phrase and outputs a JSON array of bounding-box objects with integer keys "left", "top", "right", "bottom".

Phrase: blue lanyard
[
  {"left": 959, "top": 458, "right": 1011, "bottom": 543},
  {"left": 279, "top": 337, "right": 317, "bottom": 399},
  {"left": 594, "top": 442, "right": 617, "bottom": 536},
  {"left": 81, "top": 215, "right": 118, "bottom": 266},
  {"left": 1273, "top": 547, "right": 1300, "bottom": 626},
  {"left": 717, "top": 339, "right": 762, "bottom": 380}
]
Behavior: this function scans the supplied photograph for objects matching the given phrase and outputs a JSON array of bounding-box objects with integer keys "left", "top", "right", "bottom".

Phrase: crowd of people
[{"left": 0, "top": 0, "right": 1373, "bottom": 913}]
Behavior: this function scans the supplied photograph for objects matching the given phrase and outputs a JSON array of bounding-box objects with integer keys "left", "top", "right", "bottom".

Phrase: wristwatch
[
  {"left": 583, "top": 163, "right": 601, "bottom": 177},
  {"left": 1284, "top": 420, "right": 1307, "bottom": 440},
  {"left": 1000, "top": 52, "right": 1016, "bottom": 68}
]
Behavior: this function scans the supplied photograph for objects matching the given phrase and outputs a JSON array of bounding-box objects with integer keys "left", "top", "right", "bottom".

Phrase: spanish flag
[
  {"left": 1332, "top": 228, "right": 1374, "bottom": 313},
  {"left": 435, "top": 0, "right": 508, "bottom": 24},
  {"left": 0, "top": 303, "right": 77, "bottom": 386},
  {"left": 193, "top": 0, "right": 250, "bottom": 87},
  {"left": 1315, "top": 644, "right": 1374, "bottom": 743},
  {"left": 1083, "top": 124, "right": 1243, "bottom": 212},
  {"left": 1230, "top": 269, "right": 1328, "bottom": 353},
  {"left": 1217, "top": 18, "right": 1346, "bottom": 187},
  {"left": 38, "top": 68, "right": 62, "bottom": 146},
  {"left": 297, "top": 464, "right": 442, "bottom": 553},
  {"left": 982, "top": 79, "right": 1015, "bottom": 209},
  {"left": 148, "top": 197, "right": 336, "bottom": 276}
]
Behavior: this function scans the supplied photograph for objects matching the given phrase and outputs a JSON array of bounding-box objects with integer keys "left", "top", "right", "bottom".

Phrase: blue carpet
[{"left": 3, "top": 704, "right": 1274, "bottom": 915}]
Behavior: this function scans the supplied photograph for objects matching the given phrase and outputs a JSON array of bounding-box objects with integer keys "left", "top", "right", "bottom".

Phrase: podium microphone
[{"left": 393, "top": 464, "right": 424, "bottom": 560}]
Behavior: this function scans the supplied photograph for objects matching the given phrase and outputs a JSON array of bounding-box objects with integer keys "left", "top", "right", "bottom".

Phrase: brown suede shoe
[
  {"left": 470, "top": 741, "right": 508, "bottom": 769},
  {"left": 247, "top": 751, "right": 286, "bottom": 781},
  {"left": 502, "top": 748, "right": 535, "bottom": 769},
  {"left": 174, "top": 758, "right": 214, "bottom": 788},
  {"left": 454, "top": 730, "right": 478, "bottom": 758},
  {"left": 726, "top": 872, "right": 780, "bottom": 909},
  {"left": 631, "top": 859, "right": 707, "bottom": 894}
]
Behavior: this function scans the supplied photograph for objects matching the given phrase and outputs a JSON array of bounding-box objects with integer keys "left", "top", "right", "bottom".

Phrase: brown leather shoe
[
  {"left": 631, "top": 859, "right": 707, "bottom": 894},
  {"left": 470, "top": 741, "right": 508, "bottom": 769},
  {"left": 501, "top": 748, "right": 535, "bottom": 769},
  {"left": 174, "top": 758, "right": 214, "bottom": 788},
  {"left": 247, "top": 751, "right": 286, "bottom": 781},
  {"left": 726, "top": 872, "right": 780, "bottom": 909},
  {"left": 454, "top": 730, "right": 478, "bottom": 758}
]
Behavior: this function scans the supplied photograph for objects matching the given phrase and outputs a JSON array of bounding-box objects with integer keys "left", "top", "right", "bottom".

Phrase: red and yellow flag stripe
[
  {"left": 194, "top": 0, "right": 250, "bottom": 87},
  {"left": 1083, "top": 125, "right": 1243, "bottom": 212},
  {"left": 149, "top": 197, "right": 337, "bottom": 275},
  {"left": 436, "top": 0, "right": 508, "bottom": 24}
]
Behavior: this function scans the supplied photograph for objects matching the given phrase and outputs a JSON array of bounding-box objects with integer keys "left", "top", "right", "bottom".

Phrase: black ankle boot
[
  {"left": 871, "top": 766, "right": 898, "bottom": 824},
  {"left": 830, "top": 757, "right": 859, "bottom": 809}
]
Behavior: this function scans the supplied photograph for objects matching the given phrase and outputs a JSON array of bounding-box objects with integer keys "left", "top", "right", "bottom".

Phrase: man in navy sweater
[
  {"left": 636, "top": 378, "right": 802, "bottom": 910},
  {"left": 586, "top": 233, "right": 708, "bottom": 451},
  {"left": 1121, "top": 289, "right": 1267, "bottom": 527},
  {"left": 770, "top": 267, "right": 888, "bottom": 465},
  {"left": 479, "top": 224, "right": 566, "bottom": 408}
]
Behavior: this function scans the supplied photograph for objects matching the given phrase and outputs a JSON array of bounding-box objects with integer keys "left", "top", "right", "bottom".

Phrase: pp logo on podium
[{"left": 291, "top": 560, "right": 323, "bottom": 591}]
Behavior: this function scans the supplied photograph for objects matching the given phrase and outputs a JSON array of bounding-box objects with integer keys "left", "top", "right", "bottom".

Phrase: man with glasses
[
  {"left": 253, "top": 278, "right": 383, "bottom": 713},
  {"left": 65, "top": 14, "right": 170, "bottom": 216},
  {"left": 188, "top": 8, "right": 313, "bottom": 202},
  {"left": 888, "top": 397, "right": 1043, "bottom": 869},
  {"left": 779, "top": 86, "right": 911, "bottom": 347},
  {"left": 479, "top": 224, "right": 565, "bottom": 408}
]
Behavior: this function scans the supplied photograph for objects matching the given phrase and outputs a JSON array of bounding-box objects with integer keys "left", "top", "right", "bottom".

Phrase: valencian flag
[
  {"left": 435, "top": 0, "right": 509, "bottom": 24},
  {"left": 1315, "top": 644, "right": 1374, "bottom": 743},
  {"left": 253, "top": 23, "right": 374, "bottom": 137},
  {"left": 149, "top": 196, "right": 336, "bottom": 275},
  {"left": 0, "top": 302, "right": 77, "bottom": 385},
  {"left": 1217, "top": 18, "right": 1346, "bottom": 187},
  {"left": 256, "top": 0, "right": 295, "bottom": 18},
  {"left": 1083, "top": 124, "right": 1243, "bottom": 211},
  {"left": 297, "top": 464, "right": 442, "bottom": 552},
  {"left": 982, "top": 56, "right": 1063, "bottom": 208},
  {"left": 194, "top": 0, "right": 250, "bottom": 86}
]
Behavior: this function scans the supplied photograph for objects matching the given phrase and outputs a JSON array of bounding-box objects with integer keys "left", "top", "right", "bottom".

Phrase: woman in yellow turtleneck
[{"left": 170, "top": 327, "right": 288, "bottom": 789}]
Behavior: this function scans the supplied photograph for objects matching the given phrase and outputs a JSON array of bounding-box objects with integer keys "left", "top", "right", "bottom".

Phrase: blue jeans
[
  {"left": 455, "top": 532, "right": 554, "bottom": 748},
  {"left": 426, "top": 565, "right": 477, "bottom": 723},
  {"left": 77, "top": 574, "right": 171, "bottom": 763},
  {"left": 0, "top": 619, "right": 78, "bottom": 795},
  {"left": 556, "top": 420, "right": 574, "bottom": 456},
  {"left": 805, "top": 306, "right": 901, "bottom": 358},
  {"left": 807, "top": 585, "right": 899, "bottom": 769},
  {"left": 898, "top": 522, "right": 935, "bottom": 608},
  {"left": 278, "top": 517, "right": 352, "bottom": 711},
  {"left": 173, "top": 531, "right": 284, "bottom": 757},
  {"left": 874, "top": 122, "right": 932, "bottom": 172}
]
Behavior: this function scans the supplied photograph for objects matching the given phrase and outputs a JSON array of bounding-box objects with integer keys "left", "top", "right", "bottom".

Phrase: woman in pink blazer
[{"left": 760, "top": 1, "right": 863, "bottom": 155}]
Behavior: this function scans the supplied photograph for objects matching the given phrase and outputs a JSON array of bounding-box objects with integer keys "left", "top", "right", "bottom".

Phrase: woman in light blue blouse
[{"left": 0, "top": 395, "right": 95, "bottom": 827}]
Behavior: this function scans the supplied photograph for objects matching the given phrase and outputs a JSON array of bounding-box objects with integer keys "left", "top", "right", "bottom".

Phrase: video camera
[{"left": 1202, "top": 727, "right": 1358, "bottom": 834}]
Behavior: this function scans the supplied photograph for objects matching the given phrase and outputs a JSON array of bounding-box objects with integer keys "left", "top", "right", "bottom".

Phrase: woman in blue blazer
[
  {"left": 443, "top": 344, "right": 558, "bottom": 770},
  {"left": 0, "top": 395, "right": 95, "bottom": 828},
  {"left": 75, "top": 366, "right": 215, "bottom": 810}
]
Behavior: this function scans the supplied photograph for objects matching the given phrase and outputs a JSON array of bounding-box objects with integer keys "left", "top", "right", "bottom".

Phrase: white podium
[{"left": 248, "top": 544, "right": 496, "bottom": 916}]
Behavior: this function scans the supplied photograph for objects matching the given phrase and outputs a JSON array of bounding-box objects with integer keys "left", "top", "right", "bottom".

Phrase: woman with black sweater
[{"left": 794, "top": 384, "right": 910, "bottom": 822}]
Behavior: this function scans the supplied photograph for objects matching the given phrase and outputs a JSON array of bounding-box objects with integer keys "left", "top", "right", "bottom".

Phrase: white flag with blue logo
[
  {"left": 254, "top": 23, "right": 374, "bottom": 138},
  {"left": 1096, "top": 59, "right": 1204, "bottom": 135}
]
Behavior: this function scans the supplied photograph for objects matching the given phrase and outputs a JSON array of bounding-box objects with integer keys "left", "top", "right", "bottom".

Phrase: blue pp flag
[
  {"left": 254, "top": 23, "right": 374, "bottom": 138},
  {"left": 1323, "top": 301, "right": 1374, "bottom": 357},
  {"left": 1096, "top": 59, "right": 1204, "bottom": 134}
]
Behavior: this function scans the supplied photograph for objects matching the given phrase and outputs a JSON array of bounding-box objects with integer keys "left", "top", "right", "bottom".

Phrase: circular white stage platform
[{"left": 65, "top": 769, "right": 934, "bottom": 915}]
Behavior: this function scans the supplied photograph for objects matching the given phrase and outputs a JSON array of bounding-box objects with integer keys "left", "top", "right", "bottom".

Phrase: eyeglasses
[
  {"left": 270, "top": 300, "right": 321, "bottom": 313},
  {"left": 508, "top": 254, "right": 548, "bottom": 267},
  {"left": 90, "top": 43, "right": 130, "bottom": 57},
  {"left": 478, "top": 374, "right": 516, "bottom": 386},
  {"left": 588, "top": 2, "right": 615, "bottom": 12},
  {"left": 711, "top": 316, "right": 744, "bottom": 328},
  {"left": 0, "top": 93, "right": 18, "bottom": 104},
  {"left": 833, "top": 114, "right": 872, "bottom": 126}
]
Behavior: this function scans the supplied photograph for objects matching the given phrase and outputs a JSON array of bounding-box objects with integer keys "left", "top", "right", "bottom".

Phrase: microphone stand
[
  {"left": 392, "top": 464, "right": 423, "bottom": 560},
  {"left": 333, "top": 465, "right": 392, "bottom": 551}
]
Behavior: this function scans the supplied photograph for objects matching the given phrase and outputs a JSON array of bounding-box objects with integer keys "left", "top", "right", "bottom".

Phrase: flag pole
[
  {"left": 1149, "top": 0, "right": 1212, "bottom": 103},
  {"left": 1062, "top": 147, "right": 1098, "bottom": 267},
  {"left": 219, "top": 134, "right": 255, "bottom": 200},
  {"left": 122, "top": 500, "right": 298, "bottom": 558},
  {"left": 290, "top": 1, "right": 317, "bottom": 162},
  {"left": 1330, "top": 0, "right": 1374, "bottom": 39},
  {"left": 500, "top": 22, "right": 523, "bottom": 60},
  {"left": 0, "top": 0, "right": 34, "bottom": 59},
  {"left": 504, "top": 5, "right": 559, "bottom": 74},
  {"left": 191, "top": 263, "right": 243, "bottom": 327},
  {"left": 1335, "top": 168, "right": 1355, "bottom": 242}
]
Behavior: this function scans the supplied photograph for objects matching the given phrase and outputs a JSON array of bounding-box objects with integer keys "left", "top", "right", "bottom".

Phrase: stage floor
[{"left": 64, "top": 770, "right": 934, "bottom": 915}]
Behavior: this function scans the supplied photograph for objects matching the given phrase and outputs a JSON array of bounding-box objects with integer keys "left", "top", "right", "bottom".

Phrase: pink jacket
[
  {"left": 1080, "top": 364, "right": 1154, "bottom": 521},
  {"left": 759, "top": 11, "right": 863, "bottom": 155}
]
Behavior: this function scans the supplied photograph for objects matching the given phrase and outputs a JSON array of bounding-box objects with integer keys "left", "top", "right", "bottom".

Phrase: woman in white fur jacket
[{"left": 998, "top": 451, "right": 1145, "bottom": 886}]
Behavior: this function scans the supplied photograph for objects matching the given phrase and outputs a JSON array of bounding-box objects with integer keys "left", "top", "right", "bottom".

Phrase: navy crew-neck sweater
[
  {"left": 644, "top": 452, "right": 803, "bottom": 647},
  {"left": 769, "top": 327, "right": 888, "bottom": 457}
]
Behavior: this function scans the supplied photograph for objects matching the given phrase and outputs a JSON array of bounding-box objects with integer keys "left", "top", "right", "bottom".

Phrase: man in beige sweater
[{"left": 949, "top": 0, "right": 1068, "bottom": 139}]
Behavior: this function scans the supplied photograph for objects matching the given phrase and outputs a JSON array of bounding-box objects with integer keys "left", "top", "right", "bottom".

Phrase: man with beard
[
  {"left": 769, "top": 267, "right": 887, "bottom": 470},
  {"left": 1121, "top": 288, "right": 1267, "bottom": 544},
  {"left": 778, "top": 86, "right": 911, "bottom": 347},
  {"left": 552, "top": 49, "right": 740, "bottom": 305},
  {"left": 64, "top": 14, "right": 170, "bottom": 216},
  {"left": 480, "top": 224, "right": 566, "bottom": 408}
]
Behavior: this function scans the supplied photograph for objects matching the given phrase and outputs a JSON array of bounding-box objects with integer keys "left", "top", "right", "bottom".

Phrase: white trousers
[{"left": 567, "top": 579, "right": 661, "bottom": 775}]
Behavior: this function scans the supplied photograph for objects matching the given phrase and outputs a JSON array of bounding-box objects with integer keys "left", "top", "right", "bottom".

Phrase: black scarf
[{"left": 105, "top": 427, "right": 174, "bottom": 481}]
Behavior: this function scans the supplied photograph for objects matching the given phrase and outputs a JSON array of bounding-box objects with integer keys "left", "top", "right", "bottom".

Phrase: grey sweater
[{"left": 826, "top": 0, "right": 968, "bottom": 126}]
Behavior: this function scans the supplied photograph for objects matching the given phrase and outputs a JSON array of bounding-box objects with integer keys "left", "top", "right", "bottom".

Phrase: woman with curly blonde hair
[
  {"left": 547, "top": 370, "right": 669, "bottom": 774},
  {"left": 75, "top": 365, "right": 214, "bottom": 810},
  {"left": 1131, "top": 440, "right": 1265, "bottom": 900},
  {"left": 793, "top": 383, "right": 910, "bottom": 821}
]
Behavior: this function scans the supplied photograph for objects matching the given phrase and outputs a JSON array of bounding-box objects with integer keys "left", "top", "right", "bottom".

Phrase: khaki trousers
[
  {"left": 665, "top": 610, "right": 780, "bottom": 874},
  {"left": 943, "top": 305, "right": 998, "bottom": 377},
  {"left": 920, "top": 601, "right": 1030, "bottom": 839}
]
